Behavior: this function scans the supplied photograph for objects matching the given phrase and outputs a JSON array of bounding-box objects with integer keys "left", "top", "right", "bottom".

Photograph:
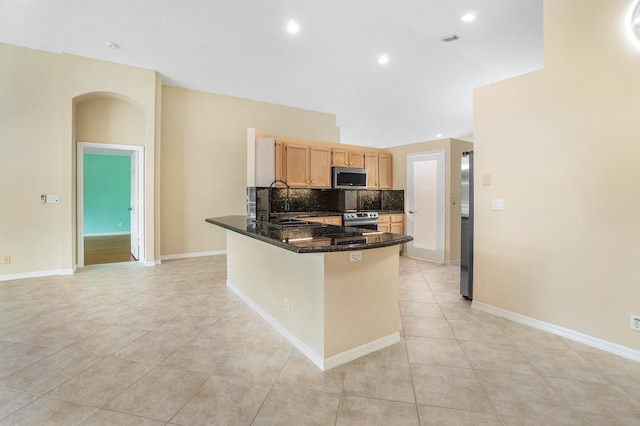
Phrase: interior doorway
[
  {"left": 77, "top": 142, "right": 144, "bottom": 267},
  {"left": 405, "top": 150, "right": 445, "bottom": 262}
]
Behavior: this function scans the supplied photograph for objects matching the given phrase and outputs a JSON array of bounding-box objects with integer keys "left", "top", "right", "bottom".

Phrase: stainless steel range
[{"left": 342, "top": 212, "right": 378, "bottom": 230}]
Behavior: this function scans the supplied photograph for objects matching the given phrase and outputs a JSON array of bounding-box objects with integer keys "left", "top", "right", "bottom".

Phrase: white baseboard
[
  {"left": 0, "top": 268, "right": 75, "bottom": 282},
  {"left": 84, "top": 232, "right": 130, "bottom": 237},
  {"left": 323, "top": 333, "right": 400, "bottom": 370},
  {"left": 472, "top": 301, "right": 640, "bottom": 363},
  {"left": 160, "top": 250, "right": 226, "bottom": 261},
  {"left": 227, "top": 279, "right": 399, "bottom": 370},
  {"left": 446, "top": 259, "right": 461, "bottom": 266}
]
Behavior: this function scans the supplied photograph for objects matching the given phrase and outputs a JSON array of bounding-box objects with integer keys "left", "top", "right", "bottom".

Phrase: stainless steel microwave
[{"left": 332, "top": 167, "right": 368, "bottom": 189}]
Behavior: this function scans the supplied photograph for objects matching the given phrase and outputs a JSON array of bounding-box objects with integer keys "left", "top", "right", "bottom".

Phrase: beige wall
[
  {"left": 388, "top": 138, "right": 473, "bottom": 263},
  {"left": 0, "top": 44, "right": 65, "bottom": 274},
  {"left": 0, "top": 41, "right": 340, "bottom": 277},
  {"left": 76, "top": 97, "right": 145, "bottom": 145},
  {"left": 160, "top": 86, "right": 339, "bottom": 256},
  {"left": 226, "top": 230, "right": 400, "bottom": 366},
  {"left": 0, "top": 42, "right": 158, "bottom": 277},
  {"left": 473, "top": 0, "right": 640, "bottom": 351}
]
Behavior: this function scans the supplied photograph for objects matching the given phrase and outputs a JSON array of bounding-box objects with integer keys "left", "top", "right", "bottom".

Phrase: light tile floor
[{"left": 0, "top": 255, "right": 639, "bottom": 425}]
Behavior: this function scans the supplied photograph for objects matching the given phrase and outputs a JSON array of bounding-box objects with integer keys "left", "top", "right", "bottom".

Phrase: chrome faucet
[{"left": 268, "top": 179, "right": 291, "bottom": 219}]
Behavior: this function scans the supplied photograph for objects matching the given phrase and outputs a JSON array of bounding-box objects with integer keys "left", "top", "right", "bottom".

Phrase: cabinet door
[
  {"left": 378, "top": 154, "right": 392, "bottom": 189},
  {"left": 286, "top": 144, "right": 309, "bottom": 187},
  {"left": 324, "top": 216, "right": 342, "bottom": 226},
  {"left": 390, "top": 222, "right": 403, "bottom": 234},
  {"left": 364, "top": 153, "right": 379, "bottom": 188},
  {"left": 349, "top": 151, "right": 365, "bottom": 168},
  {"left": 309, "top": 146, "right": 332, "bottom": 188},
  {"left": 377, "top": 214, "right": 390, "bottom": 233},
  {"left": 305, "top": 217, "right": 325, "bottom": 224},
  {"left": 275, "top": 141, "right": 286, "bottom": 182},
  {"left": 332, "top": 149, "right": 349, "bottom": 167}
]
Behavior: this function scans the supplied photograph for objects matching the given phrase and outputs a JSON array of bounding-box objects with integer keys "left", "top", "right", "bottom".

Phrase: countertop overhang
[{"left": 206, "top": 215, "right": 413, "bottom": 254}]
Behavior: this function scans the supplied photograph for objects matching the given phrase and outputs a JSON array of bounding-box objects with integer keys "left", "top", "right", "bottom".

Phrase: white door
[
  {"left": 130, "top": 150, "right": 139, "bottom": 260},
  {"left": 406, "top": 151, "right": 445, "bottom": 262}
]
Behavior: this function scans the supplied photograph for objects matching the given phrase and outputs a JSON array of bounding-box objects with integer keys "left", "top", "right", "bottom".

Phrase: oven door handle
[{"left": 344, "top": 220, "right": 378, "bottom": 226}]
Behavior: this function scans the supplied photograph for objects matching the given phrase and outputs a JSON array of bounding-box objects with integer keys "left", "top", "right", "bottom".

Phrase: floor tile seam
[
  {"left": 248, "top": 383, "right": 276, "bottom": 425},
  {"left": 33, "top": 353, "right": 108, "bottom": 399},
  {"left": 402, "top": 332, "right": 458, "bottom": 342},
  {"left": 415, "top": 402, "right": 506, "bottom": 420},
  {"left": 35, "top": 393, "right": 110, "bottom": 412},
  {"left": 457, "top": 337, "right": 540, "bottom": 376},
  {"left": 538, "top": 375, "right": 615, "bottom": 419},
  {"left": 463, "top": 366, "right": 509, "bottom": 419},
  {"left": 473, "top": 366, "right": 588, "bottom": 419},
  {"left": 401, "top": 332, "right": 424, "bottom": 423},
  {"left": 542, "top": 371, "right": 640, "bottom": 404},
  {"left": 0, "top": 394, "right": 44, "bottom": 423},
  {"left": 111, "top": 328, "right": 195, "bottom": 364},
  {"left": 165, "top": 372, "right": 217, "bottom": 426},
  {"left": 27, "top": 322, "right": 115, "bottom": 350},
  {"left": 43, "top": 356, "right": 158, "bottom": 408},
  {"left": 88, "top": 404, "right": 171, "bottom": 424},
  {"left": 0, "top": 346, "right": 67, "bottom": 382},
  {"left": 518, "top": 353, "right": 612, "bottom": 383},
  {"left": 340, "top": 391, "right": 420, "bottom": 407},
  {"left": 98, "top": 366, "right": 212, "bottom": 422},
  {"left": 271, "top": 382, "right": 344, "bottom": 398}
]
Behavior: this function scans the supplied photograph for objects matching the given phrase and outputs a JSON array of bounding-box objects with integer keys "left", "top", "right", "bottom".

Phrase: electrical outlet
[
  {"left": 631, "top": 315, "right": 640, "bottom": 331},
  {"left": 2, "top": 255, "right": 10, "bottom": 265},
  {"left": 284, "top": 297, "right": 290, "bottom": 313},
  {"left": 349, "top": 251, "right": 362, "bottom": 262}
]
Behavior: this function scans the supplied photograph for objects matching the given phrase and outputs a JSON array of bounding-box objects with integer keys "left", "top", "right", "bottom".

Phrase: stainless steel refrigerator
[{"left": 460, "top": 151, "right": 474, "bottom": 299}]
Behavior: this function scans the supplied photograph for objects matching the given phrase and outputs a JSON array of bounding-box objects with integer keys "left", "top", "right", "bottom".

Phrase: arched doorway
[{"left": 73, "top": 93, "right": 145, "bottom": 267}]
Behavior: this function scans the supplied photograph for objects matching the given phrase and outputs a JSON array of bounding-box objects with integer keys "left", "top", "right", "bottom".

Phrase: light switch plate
[
  {"left": 491, "top": 199, "right": 505, "bottom": 211},
  {"left": 45, "top": 195, "right": 60, "bottom": 204},
  {"left": 482, "top": 173, "right": 492, "bottom": 186}
]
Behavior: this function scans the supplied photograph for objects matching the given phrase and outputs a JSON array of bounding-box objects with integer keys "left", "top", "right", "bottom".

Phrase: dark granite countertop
[
  {"left": 259, "top": 211, "right": 405, "bottom": 220},
  {"left": 206, "top": 215, "right": 413, "bottom": 254}
]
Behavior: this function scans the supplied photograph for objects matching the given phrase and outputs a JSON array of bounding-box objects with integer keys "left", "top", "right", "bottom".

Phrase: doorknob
[
  {"left": 408, "top": 210, "right": 415, "bottom": 214},
  {"left": 128, "top": 208, "right": 132, "bottom": 211}
]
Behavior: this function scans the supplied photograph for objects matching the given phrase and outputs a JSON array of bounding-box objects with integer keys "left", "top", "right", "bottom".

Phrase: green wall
[{"left": 83, "top": 154, "right": 131, "bottom": 235}]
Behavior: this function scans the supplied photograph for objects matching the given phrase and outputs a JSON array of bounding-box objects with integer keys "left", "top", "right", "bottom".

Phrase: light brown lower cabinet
[
  {"left": 378, "top": 213, "right": 405, "bottom": 252},
  {"left": 305, "top": 216, "right": 342, "bottom": 226}
]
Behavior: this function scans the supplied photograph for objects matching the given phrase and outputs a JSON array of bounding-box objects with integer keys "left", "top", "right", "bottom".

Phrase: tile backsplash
[{"left": 249, "top": 187, "right": 404, "bottom": 220}]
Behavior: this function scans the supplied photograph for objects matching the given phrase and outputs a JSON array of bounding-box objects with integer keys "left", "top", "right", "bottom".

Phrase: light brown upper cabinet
[
  {"left": 286, "top": 143, "right": 332, "bottom": 188},
  {"left": 364, "top": 152, "right": 392, "bottom": 189},
  {"left": 332, "top": 148, "right": 365, "bottom": 169},
  {"left": 378, "top": 154, "right": 392, "bottom": 189}
]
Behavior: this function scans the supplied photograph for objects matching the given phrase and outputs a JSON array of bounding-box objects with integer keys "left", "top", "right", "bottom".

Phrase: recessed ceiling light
[
  {"left": 104, "top": 41, "right": 118, "bottom": 49},
  {"left": 378, "top": 54, "right": 389, "bottom": 65},
  {"left": 287, "top": 19, "right": 299, "bottom": 33},
  {"left": 462, "top": 13, "right": 476, "bottom": 22},
  {"left": 436, "top": 133, "right": 443, "bottom": 138}
]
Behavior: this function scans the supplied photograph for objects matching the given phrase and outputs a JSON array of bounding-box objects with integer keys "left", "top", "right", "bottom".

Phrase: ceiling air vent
[{"left": 440, "top": 34, "right": 459, "bottom": 43}]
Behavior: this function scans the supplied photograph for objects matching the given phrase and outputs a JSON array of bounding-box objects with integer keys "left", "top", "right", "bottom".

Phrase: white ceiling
[{"left": 0, "top": 0, "right": 543, "bottom": 148}]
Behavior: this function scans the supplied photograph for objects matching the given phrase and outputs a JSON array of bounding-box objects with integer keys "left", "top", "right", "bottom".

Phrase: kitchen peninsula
[{"left": 206, "top": 215, "right": 412, "bottom": 370}]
